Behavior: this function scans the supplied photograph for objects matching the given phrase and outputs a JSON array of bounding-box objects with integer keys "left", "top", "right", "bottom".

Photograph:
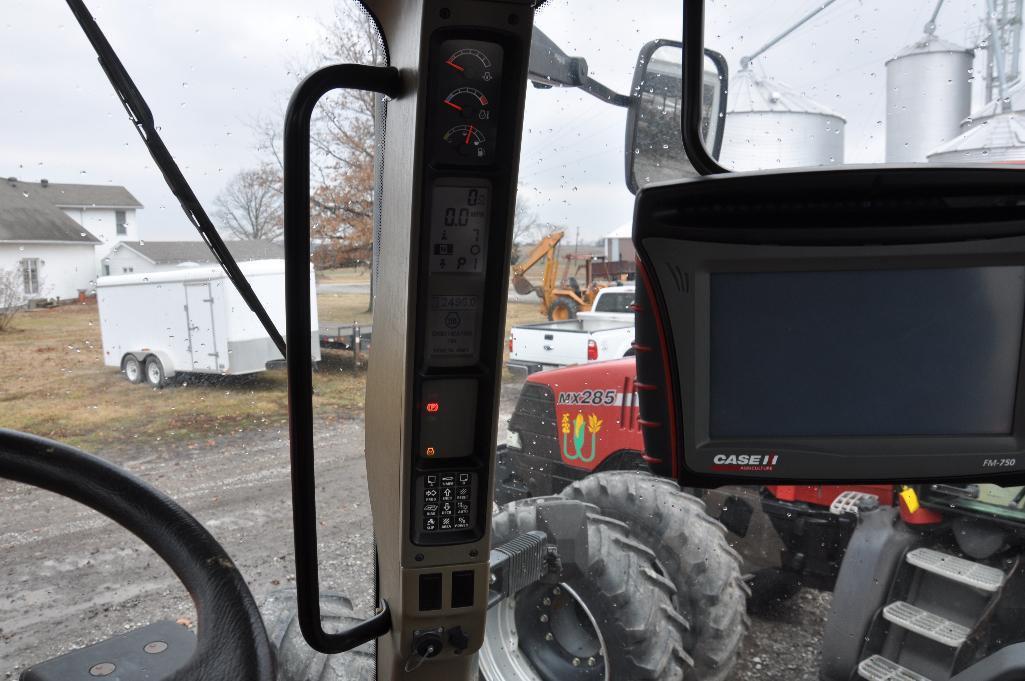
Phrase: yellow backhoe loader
[{"left": 510, "top": 230, "right": 610, "bottom": 320}]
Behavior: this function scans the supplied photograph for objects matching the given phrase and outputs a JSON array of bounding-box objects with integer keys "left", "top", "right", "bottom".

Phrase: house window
[
  {"left": 122, "top": 266, "right": 134, "bottom": 274},
  {"left": 21, "top": 259, "right": 39, "bottom": 296},
  {"left": 116, "top": 210, "right": 127, "bottom": 236},
  {"left": 102, "top": 263, "right": 111, "bottom": 276}
]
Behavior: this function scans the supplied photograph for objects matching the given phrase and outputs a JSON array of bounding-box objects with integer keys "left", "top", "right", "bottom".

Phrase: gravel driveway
[{"left": 2, "top": 383, "right": 833, "bottom": 680}]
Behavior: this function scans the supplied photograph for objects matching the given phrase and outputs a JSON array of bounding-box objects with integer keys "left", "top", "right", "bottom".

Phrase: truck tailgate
[{"left": 510, "top": 325, "right": 589, "bottom": 367}]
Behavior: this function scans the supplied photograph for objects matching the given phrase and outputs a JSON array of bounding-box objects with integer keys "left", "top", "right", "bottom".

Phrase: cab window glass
[
  {"left": 703, "top": 0, "right": 1025, "bottom": 170},
  {"left": 0, "top": 2, "right": 380, "bottom": 673}
]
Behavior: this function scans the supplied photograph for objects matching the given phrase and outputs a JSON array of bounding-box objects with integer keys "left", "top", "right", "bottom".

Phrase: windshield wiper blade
[{"left": 63, "top": 0, "right": 286, "bottom": 357}]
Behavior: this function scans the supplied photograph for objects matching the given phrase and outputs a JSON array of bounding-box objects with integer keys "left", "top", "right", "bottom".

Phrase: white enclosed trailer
[{"left": 96, "top": 259, "right": 320, "bottom": 385}]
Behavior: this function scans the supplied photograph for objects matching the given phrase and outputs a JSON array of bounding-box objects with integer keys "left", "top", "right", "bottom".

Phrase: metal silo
[
  {"left": 885, "top": 35, "right": 974, "bottom": 163},
  {"left": 926, "top": 111, "right": 1025, "bottom": 163},
  {"left": 719, "top": 69, "right": 845, "bottom": 171}
]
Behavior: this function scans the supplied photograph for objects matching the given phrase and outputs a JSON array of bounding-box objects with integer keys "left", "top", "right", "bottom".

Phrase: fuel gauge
[{"left": 443, "top": 124, "right": 488, "bottom": 160}]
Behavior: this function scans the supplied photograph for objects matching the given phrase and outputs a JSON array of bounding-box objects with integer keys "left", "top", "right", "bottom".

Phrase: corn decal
[
  {"left": 587, "top": 414, "right": 603, "bottom": 459},
  {"left": 561, "top": 413, "right": 571, "bottom": 458},
  {"left": 560, "top": 412, "right": 600, "bottom": 463},
  {"left": 573, "top": 413, "right": 586, "bottom": 459}
]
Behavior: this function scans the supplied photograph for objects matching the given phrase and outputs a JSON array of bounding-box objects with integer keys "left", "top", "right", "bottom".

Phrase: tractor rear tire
[
  {"left": 547, "top": 296, "right": 579, "bottom": 321},
  {"left": 561, "top": 472, "right": 749, "bottom": 681},
  {"left": 482, "top": 496, "right": 692, "bottom": 681},
  {"left": 260, "top": 588, "right": 375, "bottom": 681}
]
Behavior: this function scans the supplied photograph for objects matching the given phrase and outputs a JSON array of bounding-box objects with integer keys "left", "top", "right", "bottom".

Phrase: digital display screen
[
  {"left": 709, "top": 266, "right": 1025, "bottom": 438},
  {"left": 429, "top": 185, "right": 489, "bottom": 273}
]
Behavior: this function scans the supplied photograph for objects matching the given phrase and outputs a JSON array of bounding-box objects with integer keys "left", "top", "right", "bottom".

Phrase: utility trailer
[{"left": 96, "top": 259, "right": 320, "bottom": 386}]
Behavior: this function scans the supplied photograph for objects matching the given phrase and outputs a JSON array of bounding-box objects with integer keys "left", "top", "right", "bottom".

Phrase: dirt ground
[{"left": 1, "top": 383, "right": 834, "bottom": 681}]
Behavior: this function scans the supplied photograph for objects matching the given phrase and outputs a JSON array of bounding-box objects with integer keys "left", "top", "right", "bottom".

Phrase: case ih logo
[{"left": 712, "top": 453, "right": 779, "bottom": 472}]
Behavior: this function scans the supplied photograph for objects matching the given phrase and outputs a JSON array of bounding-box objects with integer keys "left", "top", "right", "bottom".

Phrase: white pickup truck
[{"left": 507, "top": 286, "right": 634, "bottom": 374}]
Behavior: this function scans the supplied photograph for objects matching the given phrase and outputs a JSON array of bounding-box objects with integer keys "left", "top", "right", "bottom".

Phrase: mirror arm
[
  {"left": 682, "top": 0, "right": 729, "bottom": 174},
  {"left": 581, "top": 76, "right": 631, "bottom": 108}
]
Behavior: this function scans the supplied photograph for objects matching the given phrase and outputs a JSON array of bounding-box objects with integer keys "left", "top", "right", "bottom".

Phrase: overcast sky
[{"left": 1, "top": 0, "right": 1000, "bottom": 244}]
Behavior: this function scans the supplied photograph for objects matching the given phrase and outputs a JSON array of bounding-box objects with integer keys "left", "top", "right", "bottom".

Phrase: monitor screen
[{"left": 709, "top": 266, "right": 1025, "bottom": 438}]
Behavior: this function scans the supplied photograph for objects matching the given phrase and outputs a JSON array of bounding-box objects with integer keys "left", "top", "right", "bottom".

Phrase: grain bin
[
  {"left": 719, "top": 69, "right": 845, "bottom": 171},
  {"left": 927, "top": 111, "right": 1025, "bottom": 163},
  {"left": 885, "top": 35, "right": 974, "bottom": 162}
]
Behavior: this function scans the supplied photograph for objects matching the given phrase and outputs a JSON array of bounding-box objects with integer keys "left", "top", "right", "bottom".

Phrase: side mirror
[{"left": 626, "top": 41, "right": 728, "bottom": 192}]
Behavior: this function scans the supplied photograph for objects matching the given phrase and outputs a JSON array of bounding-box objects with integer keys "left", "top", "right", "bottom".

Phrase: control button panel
[{"left": 416, "top": 472, "right": 477, "bottom": 538}]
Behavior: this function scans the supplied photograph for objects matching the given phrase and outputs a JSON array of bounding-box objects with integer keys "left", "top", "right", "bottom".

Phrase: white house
[
  {"left": 104, "top": 240, "right": 284, "bottom": 275},
  {"left": 0, "top": 178, "right": 103, "bottom": 301},
  {"left": 603, "top": 223, "right": 635, "bottom": 262},
  {"left": 36, "top": 180, "right": 143, "bottom": 273}
]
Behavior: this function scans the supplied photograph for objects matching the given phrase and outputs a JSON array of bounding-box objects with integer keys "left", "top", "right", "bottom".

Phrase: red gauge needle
[
  {"left": 443, "top": 99, "right": 463, "bottom": 111},
  {"left": 445, "top": 60, "right": 464, "bottom": 72},
  {"left": 465, "top": 125, "right": 474, "bottom": 145}
]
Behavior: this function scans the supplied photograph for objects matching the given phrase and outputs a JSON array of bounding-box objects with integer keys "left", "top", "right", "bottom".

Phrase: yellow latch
[{"left": 899, "top": 485, "right": 920, "bottom": 514}]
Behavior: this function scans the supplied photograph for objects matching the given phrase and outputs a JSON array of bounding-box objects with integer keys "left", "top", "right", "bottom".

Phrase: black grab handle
[{"left": 283, "top": 64, "right": 402, "bottom": 654}]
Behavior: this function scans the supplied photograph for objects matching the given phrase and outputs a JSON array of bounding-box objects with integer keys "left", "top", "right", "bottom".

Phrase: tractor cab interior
[{"left": 4, "top": 1, "right": 1025, "bottom": 681}]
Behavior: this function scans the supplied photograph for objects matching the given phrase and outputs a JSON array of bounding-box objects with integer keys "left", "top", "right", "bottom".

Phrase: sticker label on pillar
[{"left": 427, "top": 294, "right": 478, "bottom": 359}]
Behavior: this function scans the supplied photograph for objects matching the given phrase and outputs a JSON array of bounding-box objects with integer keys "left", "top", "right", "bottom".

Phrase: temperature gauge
[
  {"left": 444, "top": 47, "right": 495, "bottom": 82},
  {"left": 442, "top": 87, "right": 491, "bottom": 121},
  {"left": 443, "top": 124, "right": 487, "bottom": 160}
]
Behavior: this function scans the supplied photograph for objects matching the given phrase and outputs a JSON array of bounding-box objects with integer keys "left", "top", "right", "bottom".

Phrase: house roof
[
  {"left": 604, "top": 223, "right": 632, "bottom": 240},
  {"left": 5, "top": 178, "right": 142, "bottom": 208},
  {"left": 113, "top": 239, "right": 284, "bottom": 264},
  {"left": 0, "top": 180, "right": 101, "bottom": 244}
]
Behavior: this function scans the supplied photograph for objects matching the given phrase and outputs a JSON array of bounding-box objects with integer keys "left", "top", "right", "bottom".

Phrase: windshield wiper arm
[{"left": 63, "top": 0, "right": 286, "bottom": 357}]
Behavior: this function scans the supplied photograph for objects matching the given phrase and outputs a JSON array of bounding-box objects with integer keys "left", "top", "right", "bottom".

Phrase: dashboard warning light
[
  {"left": 426, "top": 402, "right": 440, "bottom": 413},
  {"left": 426, "top": 447, "right": 437, "bottom": 457}
]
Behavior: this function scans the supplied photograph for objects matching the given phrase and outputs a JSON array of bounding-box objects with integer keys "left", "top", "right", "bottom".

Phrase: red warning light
[
  {"left": 426, "top": 402, "right": 440, "bottom": 413},
  {"left": 425, "top": 447, "right": 437, "bottom": 457}
]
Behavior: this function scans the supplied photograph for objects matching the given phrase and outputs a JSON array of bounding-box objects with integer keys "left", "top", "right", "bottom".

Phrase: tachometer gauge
[
  {"left": 443, "top": 87, "right": 491, "bottom": 121},
  {"left": 444, "top": 47, "right": 494, "bottom": 82},
  {"left": 443, "top": 124, "right": 487, "bottom": 159}
]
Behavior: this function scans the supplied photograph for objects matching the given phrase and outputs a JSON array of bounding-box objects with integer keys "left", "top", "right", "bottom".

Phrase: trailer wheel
[
  {"left": 122, "top": 355, "right": 143, "bottom": 384},
  {"left": 260, "top": 588, "right": 374, "bottom": 681},
  {"left": 561, "top": 472, "right": 749, "bottom": 681},
  {"left": 547, "top": 296, "right": 579, "bottom": 321},
  {"left": 481, "top": 496, "right": 692, "bottom": 681},
  {"left": 145, "top": 356, "right": 166, "bottom": 388}
]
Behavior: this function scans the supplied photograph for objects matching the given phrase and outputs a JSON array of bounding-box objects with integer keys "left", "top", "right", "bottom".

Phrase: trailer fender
[{"left": 127, "top": 350, "right": 176, "bottom": 378}]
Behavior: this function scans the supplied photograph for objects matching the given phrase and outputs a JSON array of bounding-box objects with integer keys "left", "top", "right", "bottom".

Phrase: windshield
[
  {"left": 1, "top": 1, "right": 380, "bottom": 674},
  {"left": 3, "top": 1, "right": 1024, "bottom": 680}
]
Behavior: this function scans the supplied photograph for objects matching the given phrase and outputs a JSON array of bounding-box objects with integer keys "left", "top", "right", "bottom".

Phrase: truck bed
[{"left": 515, "top": 317, "right": 632, "bottom": 334}]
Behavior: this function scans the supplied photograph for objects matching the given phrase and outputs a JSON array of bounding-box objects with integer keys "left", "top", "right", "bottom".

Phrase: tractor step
[
  {"left": 882, "top": 600, "right": 970, "bottom": 647},
  {"left": 858, "top": 654, "right": 933, "bottom": 681},
  {"left": 906, "top": 547, "right": 1005, "bottom": 592},
  {"left": 830, "top": 490, "right": 880, "bottom": 515}
]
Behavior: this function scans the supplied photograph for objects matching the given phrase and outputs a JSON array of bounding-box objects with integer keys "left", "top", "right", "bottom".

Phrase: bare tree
[
  {"left": 511, "top": 194, "right": 547, "bottom": 263},
  {"left": 0, "top": 269, "right": 24, "bottom": 332},
  {"left": 214, "top": 166, "right": 283, "bottom": 241},
  {"left": 257, "top": 3, "right": 384, "bottom": 268}
]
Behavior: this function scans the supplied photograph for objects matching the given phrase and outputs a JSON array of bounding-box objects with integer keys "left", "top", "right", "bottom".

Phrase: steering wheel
[{"left": 0, "top": 429, "right": 275, "bottom": 681}]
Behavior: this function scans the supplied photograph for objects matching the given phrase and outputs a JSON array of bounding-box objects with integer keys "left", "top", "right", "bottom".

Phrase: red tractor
[{"left": 497, "top": 357, "right": 1025, "bottom": 681}]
